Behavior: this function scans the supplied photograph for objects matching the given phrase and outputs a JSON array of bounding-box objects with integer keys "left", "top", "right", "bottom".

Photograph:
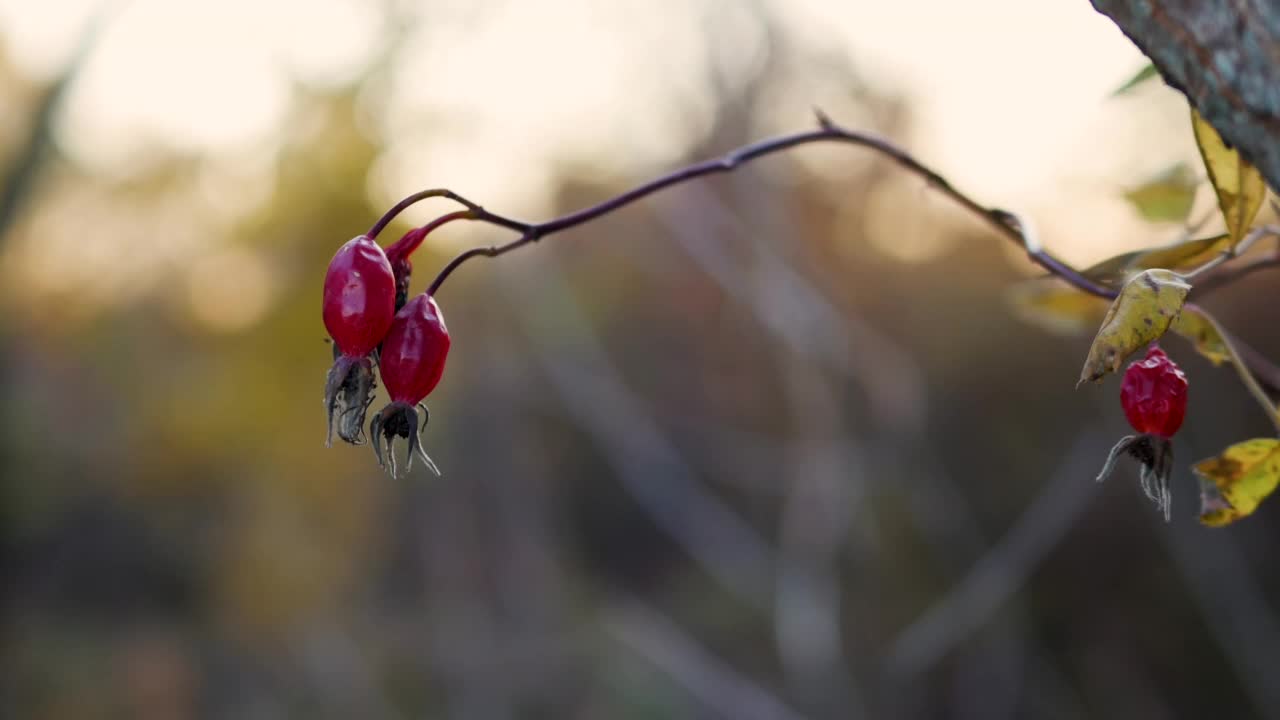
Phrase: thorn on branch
[
  {"left": 813, "top": 107, "right": 835, "bottom": 130},
  {"left": 989, "top": 209, "right": 1042, "bottom": 256}
]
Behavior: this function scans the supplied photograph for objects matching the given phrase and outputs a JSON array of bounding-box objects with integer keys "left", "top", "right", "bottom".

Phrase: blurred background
[{"left": 4, "top": 1, "right": 1280, "bottom": 718}]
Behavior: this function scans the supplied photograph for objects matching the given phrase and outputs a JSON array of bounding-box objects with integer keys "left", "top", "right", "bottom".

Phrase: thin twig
[
  {"left": 382, "top": 114, "right": 1280, "bottom": 405},
  {"left": 1181, "top": 225, "right": 1280, "bottom": 281},
  {"left": 395, "top": 112, "right": 1114, "bottom": 298},
  {"left": 886, "top": 432, "right": 1104, "bottom": 676},
  {"left": 1180, "top": 226, "right": 1280, "bottom": 397},
  {"left": 1223, "top": 333, "right": 1280, "bottom": 396},
  {"left": 604, "top": 596, "right": 814, "bottom": 720},
  {"left": 1183, "top": 304, "right": 1280, "bottom": 429},
  {"left": 384, "top": 209, "right": 476, "bottom": 261},
  {"left": 1194, "top": 250, "right": 1280, "bottom": 296},
  {"left": 367, "top": 188, "right": 493, "bottom": 239}
]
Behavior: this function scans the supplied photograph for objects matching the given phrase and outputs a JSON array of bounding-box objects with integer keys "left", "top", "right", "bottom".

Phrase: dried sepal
[
  {"left": 324, "top": 354, "right": 377, "bottom": 446},
  {"left": 370, "top": 401, "right": 441, "bottom": 478},
  {"left": 1096, "top": 433, "right": 1174, "bottom": 521}
]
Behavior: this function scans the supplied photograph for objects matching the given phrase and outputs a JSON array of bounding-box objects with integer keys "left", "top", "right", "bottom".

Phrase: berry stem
[
  {"left": 1183, "top": 304, "right": 1280, "bottom": 431},
  {"left": 1182, "top": 225, "right": 1280, "bottom": 281},
  {"left": 413, "top": 111, "right": 1114, "bottom": 299},
  {"left": 1192, "top": 250, "right": 1280, "bottom": 295},
  {"left": 386, "top": 209, "right": 477, "bottom": 263},
  {"left": 367, "top": 188, "right": 501, "bottom": 240}
]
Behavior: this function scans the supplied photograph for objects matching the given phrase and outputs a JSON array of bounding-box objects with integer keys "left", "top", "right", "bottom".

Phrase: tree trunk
[{"left": 1092, "top": 0, "right": 1280, "bottom": 190}]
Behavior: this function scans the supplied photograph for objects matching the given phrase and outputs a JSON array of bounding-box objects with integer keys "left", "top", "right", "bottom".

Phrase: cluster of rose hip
[
  {"left": 322, "top": 224, "right": 449, "bottom": 476},
  {"left": 308, "top": 114, "right": 1198, "bottom": 497},
  {"left": 1102, "top": 344, "right": 1189, "bottom": 519}
]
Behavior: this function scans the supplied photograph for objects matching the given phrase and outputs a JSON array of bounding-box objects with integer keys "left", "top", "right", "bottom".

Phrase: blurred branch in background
[
  {"left": 656, "top": 174, "right": 885, "bottom": 715},
  {"left": 656, "top": 180, "right": 927, "bottom": 432},
  {"left": 291, "top": 622, "right": 406, "bottom": 720},
  {"left": 870, "top": 428, "right": 1095, "bottom": 718},
  {"left": 1163, "top": 524, "right": 1280, "bottom": 720},
  {"left": 0, "top": 5, "right": 113, "bottom": 244},
  {"left": 502, "top": 261, "right": 777, "bottom": 606},
  {"left": 604, "top": 594, "right": 810, "bottom": 720},
  {"left": 723, "top": 171, "right": 870, "bottom": 715},
  {"left": 887, "top": 432, "right": 1106, "bottom": 676}
]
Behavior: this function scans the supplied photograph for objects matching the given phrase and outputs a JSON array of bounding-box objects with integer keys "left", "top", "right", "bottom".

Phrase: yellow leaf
[
  {"left": 1078, "top": 252, "right": 1143, "bottom": 287},
  {"left": 1080, "top": 234, "right": 1230, "bottom": 287},
  {"left": 1194, "top": 439, "right": 1280, "bottom": 526},
  {"left": 1078, "top": 269, "right": 1190, "bottom": 385},
  {"left": 1007, "top": 279, "right": 1109, "bottom": 335},
  {"left": 1170, "top": 304, "right": 1231, "bottom": 366},
  {"left": 1123, "top": 163, "right": 1198, "bottom": 223},
  {"left": 1191, "top": 108, "right": 1266, "bottom": 242},
  {"left": 1127, "top": 233, "right": 1230, "bottom": 276}
]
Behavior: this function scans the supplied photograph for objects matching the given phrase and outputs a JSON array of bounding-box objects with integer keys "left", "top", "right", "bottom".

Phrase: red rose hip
[
  {"left": 322, "top": 235, "right": 396, "bottom": 447},
  {"left": 1120, "top": 345, "right": 1188, "bottom": 438},
  {"left": 370, "top": 293, "right": 451, "bottom": 476},
  {"left": 380, "top": 294, "right": 450, "bottom": 404},
  {"left": 323, "top": 235, "right": 396, "bottom": 357}
]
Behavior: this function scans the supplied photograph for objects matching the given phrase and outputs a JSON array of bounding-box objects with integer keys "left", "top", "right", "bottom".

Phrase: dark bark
[{"left": 1092, "top": 0, "right": 1280, "bottom": 190}]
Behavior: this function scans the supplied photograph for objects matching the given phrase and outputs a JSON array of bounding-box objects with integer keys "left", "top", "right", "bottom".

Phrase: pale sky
[{"left": 0, "top": 0, "right": 1204, "bottom": 328}]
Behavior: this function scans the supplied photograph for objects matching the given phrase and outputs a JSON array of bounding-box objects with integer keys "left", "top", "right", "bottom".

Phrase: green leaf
[
  {"left": 1007, "top": 279, "right": 1109, "bottom": 335},
  {"left": 1194, "top": 439, "right": 1280, "bottom": 526},
  {"left": 1123, "top": 163, "right": 1198, "bottom": 223},
  {"left": 1111, "top": 64, "right": 1159, "bottom": 96},
  {"left": 1077, "top": 269, "right": 1190, "bottom": 385},
  {"left": 1191, "top": 108, "right": 1267, "bottom": 242},
  {"left": 1170, "top": 304, "right": 1231, "bottom": 366}
]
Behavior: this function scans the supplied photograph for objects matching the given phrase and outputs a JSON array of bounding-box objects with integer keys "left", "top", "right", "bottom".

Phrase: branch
[
  {"left": 374, "top": 112, "right": 1116, "bottom": 299},
  {"left": 1220, "top": 331, "right": 1280, "bottom": 400},
  {"left": 1184, "top": 305, "right": 1280, "bottom": 430},
  {"left": 1180, "top": 228, "right": 1280, "bottom": 398},
  {"left": 1193, "top": 250, "right": 1280, "bottom": 296},
  {"left": 369, "top": 189, "right": 478, "bottom": 239},
  {"left": 888, "top": 432, "right": 1104, "bottom": 676},
  {"left": 372, "top": 114, "right": 1280, "bottom": 402},
  {"left": 603, "top": 596, "right": 812, "bottom": 720},
  {"left": 1182, "top": 225, "right": 1280, "bottom": 282}
]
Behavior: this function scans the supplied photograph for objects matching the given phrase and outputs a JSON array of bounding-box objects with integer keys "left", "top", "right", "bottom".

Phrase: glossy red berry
[
  {"left": 322, "top": 235, "right": 396, "bottom": 447},
  {"left": 380, "top": 294, "right": 451, "bottom": 404},
  {"left": 323, "top": 235, "right": 396, "bottom": 358},
  {"left": 370, "top": 294, "right": 451, "bottom": 476},
  {"left": 1120, "top": 345, "right": 1188, "bottom": 438}
]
